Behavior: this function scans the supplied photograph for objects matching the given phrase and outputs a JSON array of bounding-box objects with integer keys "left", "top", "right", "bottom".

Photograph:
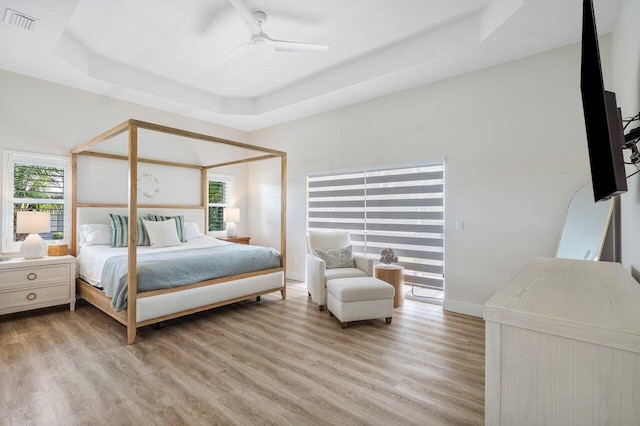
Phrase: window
[
  {"left": 2, "top": 151, "right": 71, "bottom": 253},
  {"left": 307, "top": 162, "right": 445, "bottom": 292},
  {"left": 207, "top": 174, "right": 233, "bottom": 232}
]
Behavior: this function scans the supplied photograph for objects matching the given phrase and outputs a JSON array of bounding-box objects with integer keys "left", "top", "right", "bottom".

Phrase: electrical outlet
[{"left": 294, "top": 255, "right": 298, "bottom": 263}]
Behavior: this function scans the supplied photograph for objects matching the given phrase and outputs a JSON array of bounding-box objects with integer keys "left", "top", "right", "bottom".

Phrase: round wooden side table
[{"left": 374, "top": 264, "right": 404, "bottom": 308}]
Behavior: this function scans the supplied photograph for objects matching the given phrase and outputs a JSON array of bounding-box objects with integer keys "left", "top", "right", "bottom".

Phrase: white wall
[
  {"left": 612, "top": 0, "right": 640, "bottom": 280},
  {"left": 248, "top": 42, "right": 601, "bottom": 316},
  {"left": 0, "top": 70, "right": 251, "bottom": 251}
]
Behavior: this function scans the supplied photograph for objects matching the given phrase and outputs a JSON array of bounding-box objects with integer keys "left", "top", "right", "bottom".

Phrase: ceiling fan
[{"left": 223, "top": 0, "right": 329, "bottom": 62}]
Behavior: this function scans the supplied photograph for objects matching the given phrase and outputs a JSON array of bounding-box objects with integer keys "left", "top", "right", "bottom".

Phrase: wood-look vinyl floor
[{"left": 0, "top": 282, "right": 485, "bottom": 425}]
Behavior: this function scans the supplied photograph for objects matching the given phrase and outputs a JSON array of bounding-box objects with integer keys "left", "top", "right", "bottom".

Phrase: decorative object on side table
[
  {"left": 17, "top": 211, "right": 50, "bottom": 259},
  {"left": 224, "top": 208, "right": 240, "bottom": 238},
  {"left": 375, "top": 247, "right": 404, "bottom": 308},
  {"left": 379, "top": 247, "right": 398, "bottom": 265},
  {"left": 48, "top": 244, "right": 69, "bottom": 256}
]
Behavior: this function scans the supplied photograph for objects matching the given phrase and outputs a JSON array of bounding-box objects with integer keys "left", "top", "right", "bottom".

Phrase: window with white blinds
[{"left": 307, "top": 162, "right": 444, "bottom": 291}]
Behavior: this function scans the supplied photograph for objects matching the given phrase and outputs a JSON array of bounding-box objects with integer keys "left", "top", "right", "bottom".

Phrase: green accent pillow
[
  {"left": 108, "top": 214, "right": 151, "bottom": 247},
  {"left": 314, "top": 245, "right": 355, "bottom": 269},
  {"left": 144, "top": 214, "right": 187, "bottom": 243}
]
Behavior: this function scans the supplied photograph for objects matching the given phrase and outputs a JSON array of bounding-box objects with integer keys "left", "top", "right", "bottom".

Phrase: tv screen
[{"left": 580, "top": 0, "right": 627, "bottom": 202}]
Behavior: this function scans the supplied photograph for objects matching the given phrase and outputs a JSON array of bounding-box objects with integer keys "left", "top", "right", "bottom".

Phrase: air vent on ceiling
[{"left": 3, "top": 8, "right": 37, "bottom": 30}]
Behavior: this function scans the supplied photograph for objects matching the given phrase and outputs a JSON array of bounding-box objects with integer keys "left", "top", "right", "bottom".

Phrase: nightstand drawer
[
  {"left": 0, "top": 283, "right": 70, "bottom": 310},
  {"left": 0, "top": 264, "right": 70, "bottom": 289}
]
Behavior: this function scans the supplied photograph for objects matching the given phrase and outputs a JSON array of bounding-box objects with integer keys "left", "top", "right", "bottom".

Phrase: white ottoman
[{"left": 326, "top": 277, "right": 395, "bottom": 329}]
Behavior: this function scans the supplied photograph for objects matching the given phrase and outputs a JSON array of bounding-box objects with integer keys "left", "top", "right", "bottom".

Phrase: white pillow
[
  {"left": 184, "top": 221, "right": 204, "bottom": 240},
  {"left": 142, "top": 218, "right": 182, "bottom": 248},
  {"left": 79, "top": 224, "right": 112, "bottom": 246}
]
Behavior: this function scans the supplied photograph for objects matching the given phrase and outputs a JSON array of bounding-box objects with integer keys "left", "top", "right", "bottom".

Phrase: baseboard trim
[
  {"left": 286, "top": 271, "right": 305, "bottom": 282},
  {"left": 443, "top": 299, "right": 484, "bottom": 318}
]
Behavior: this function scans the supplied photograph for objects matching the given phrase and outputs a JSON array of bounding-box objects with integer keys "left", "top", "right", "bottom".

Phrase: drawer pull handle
[
  {"left": 26, "top": 292, "right": 37, "bottom": 301},
  {"left": 27, "top": 273, "right": 37, "bottom": 281}
]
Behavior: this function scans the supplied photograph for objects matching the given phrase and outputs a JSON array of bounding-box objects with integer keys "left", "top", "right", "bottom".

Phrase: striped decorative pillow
[
  {"left": 108, "top": 214, "right": 151, "bottom": 247},
  {"left": 145, "top": 214, "right": 187, "bottom": 243}
]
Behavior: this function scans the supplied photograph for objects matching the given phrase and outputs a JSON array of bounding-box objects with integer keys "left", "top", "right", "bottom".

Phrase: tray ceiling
[{"left": 0, "top": 0, "right": 622, "bottom": 131}]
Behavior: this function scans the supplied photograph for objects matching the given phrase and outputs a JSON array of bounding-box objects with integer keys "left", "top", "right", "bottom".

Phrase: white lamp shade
[
  {"left": 223, "top": 208, "right": 240, "bottom": 223},
  {"left": 16, "top": 211, "right": 51, "bottom": 234}
]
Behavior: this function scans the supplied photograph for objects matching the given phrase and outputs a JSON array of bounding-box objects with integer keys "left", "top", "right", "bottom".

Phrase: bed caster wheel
[
  {"left": 319, "top": 305, "right": 325, "bottom": 311},
  {"left": 308, "top": 292, "right": 311, "bottom": 297},
  {"left": 340, "top": 322, "right": 348, "bottom": 329},
  {"left": 256, "top": 296, "right": 261, "bottom": 302},
  {"left": 385, "top": 317, "right": 392, "bottom": 324}
]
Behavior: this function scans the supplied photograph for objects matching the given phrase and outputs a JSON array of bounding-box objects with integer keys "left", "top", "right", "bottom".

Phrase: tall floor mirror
[{"left": 556, "top": 183, "right": 614, "bottom": 261}]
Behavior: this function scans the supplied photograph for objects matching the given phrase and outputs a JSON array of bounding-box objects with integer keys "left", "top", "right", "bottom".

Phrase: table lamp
[
  {"left": 224, "top": 208, "right": 240, "bottom": 238},
  {"left": 17, "top": 211, "right": 50, "bottom": 259}
]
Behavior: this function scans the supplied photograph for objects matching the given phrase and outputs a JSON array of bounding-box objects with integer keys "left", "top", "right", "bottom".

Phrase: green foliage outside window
[
  {"left": 13, "top": 164, "right": 64, "bottom": 241},
  {"left": 208, "top": 181, "right": 226, "bottom": 231}
]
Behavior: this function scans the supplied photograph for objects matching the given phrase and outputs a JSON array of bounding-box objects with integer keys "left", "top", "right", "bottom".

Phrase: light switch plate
[{"left": 456, "top": 220, "right": 464, "bottom": 231}]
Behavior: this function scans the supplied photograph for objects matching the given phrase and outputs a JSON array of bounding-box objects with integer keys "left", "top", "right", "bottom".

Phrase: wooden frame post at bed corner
[
  {"left": 71, "top": 153, "right": 78, "bottom": 257},
  {"left": 281, "top": 154, "right": 287, "bottom": 300},
  {"left": 72, "top": 119, "right": 288, "bottom": 345},
  {"left": 127, "top": 124, "right": 139, "bottom": 345}
]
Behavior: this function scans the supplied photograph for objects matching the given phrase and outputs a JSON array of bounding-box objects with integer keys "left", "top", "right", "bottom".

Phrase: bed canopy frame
[{"left": 70, "top": 119, "right": 287, "bottom": 344}]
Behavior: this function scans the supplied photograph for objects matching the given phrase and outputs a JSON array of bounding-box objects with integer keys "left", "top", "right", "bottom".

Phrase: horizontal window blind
[{"left": 308, "top": 163, "right": 444, "bottom": 291}]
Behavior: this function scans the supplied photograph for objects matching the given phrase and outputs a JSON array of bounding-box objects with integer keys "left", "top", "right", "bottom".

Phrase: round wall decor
[{"left": 137, "top": 172, "right": 161, "bottom": 197}]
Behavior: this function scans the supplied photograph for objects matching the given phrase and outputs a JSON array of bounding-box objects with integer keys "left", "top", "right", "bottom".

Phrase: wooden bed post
[
  {"left": 202, "top": 168, "right": 208, "bottom": 233},
  {"left": 281, "top": 153, "right": 287, "bottom": 300},
  {"left": 71, "top": 154, "right": 78, "bottom": 257},
  {"left": 127, "top": 124, "right": 138, "bottom": 345}
]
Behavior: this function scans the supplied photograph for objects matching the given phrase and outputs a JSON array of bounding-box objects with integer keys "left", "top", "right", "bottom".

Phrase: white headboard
[{"left": 75, "top": 207, "right": 206, "bottom": 252}]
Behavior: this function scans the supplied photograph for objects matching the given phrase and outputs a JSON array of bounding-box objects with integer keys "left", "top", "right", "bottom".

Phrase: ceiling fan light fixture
[{"left": 251, "top": 34, "right": 269, "bottom": 47}]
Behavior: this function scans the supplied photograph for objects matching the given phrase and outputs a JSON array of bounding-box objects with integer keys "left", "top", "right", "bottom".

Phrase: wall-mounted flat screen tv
[{"left": 580, "top": 0, "right": 627, "bottom": 202}]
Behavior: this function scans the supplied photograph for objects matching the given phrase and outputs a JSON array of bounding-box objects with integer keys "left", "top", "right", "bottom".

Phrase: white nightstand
[{"left": 0, "top": 255, "right": 76, "bottom": 315}]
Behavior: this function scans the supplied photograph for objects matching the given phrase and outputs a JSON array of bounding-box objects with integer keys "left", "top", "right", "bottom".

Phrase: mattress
[{"left": 77, "top": 236, "right": 231, "bottom": 287}]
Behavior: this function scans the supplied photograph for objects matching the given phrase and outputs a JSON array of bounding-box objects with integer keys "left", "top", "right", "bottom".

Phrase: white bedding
[{"left": 77, "top": 236, "right": 231, "bottom": 287}]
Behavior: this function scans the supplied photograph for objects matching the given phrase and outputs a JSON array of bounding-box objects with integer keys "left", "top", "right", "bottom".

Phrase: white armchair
[{"left": 306, "top": 231, "right": 375, "bottom": 311}]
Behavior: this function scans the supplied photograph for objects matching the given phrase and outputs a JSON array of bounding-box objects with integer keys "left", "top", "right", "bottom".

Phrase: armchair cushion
[
  {"left": 325, "top": 267, "right": 368, "bottom": 281},
  {"left": 313, "top": 245, "right": 355, "bottom": 269}
]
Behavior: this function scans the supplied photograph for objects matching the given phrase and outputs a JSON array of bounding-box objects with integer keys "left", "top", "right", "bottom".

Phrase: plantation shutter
[
  {"left": 2, "top": 151, "right": 70, "bottom": 253},
  {"left": 307, "top": 162, "right": 445, "bottom": 291},
  {"left": 208, "top": 174, "right": 233, "bottom": 232}
]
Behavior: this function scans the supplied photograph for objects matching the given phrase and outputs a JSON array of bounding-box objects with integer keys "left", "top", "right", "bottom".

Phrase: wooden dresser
[
  {"left": 484, "top": 257, "right": 640, "bottom": 425},
  {"left": 0, "top": 255, "right": 76, "bottom": 315}
]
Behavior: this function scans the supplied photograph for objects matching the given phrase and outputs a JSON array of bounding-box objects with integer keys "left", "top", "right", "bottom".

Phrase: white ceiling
[{"left": 0, "top": 0, "right": 622, "bottom": 131}]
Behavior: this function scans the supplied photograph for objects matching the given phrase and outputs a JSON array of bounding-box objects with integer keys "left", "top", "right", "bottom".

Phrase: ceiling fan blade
[
  {"left": 227, "top": 0, "right": 260, "bottom": 34},
  {"left": 271, "top": 40, "right": 329, "bottom": 53},
  {"left": 221, "top": 43, "right": 252, "bottom": 62}
]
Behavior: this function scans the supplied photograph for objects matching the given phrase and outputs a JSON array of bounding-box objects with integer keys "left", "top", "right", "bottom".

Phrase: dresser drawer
[
  {"left": 0, "top": 283, "right": 71, "bottom": 310},
  {"left": 0, "top": 264, "right": 69, "bottom": 289}
]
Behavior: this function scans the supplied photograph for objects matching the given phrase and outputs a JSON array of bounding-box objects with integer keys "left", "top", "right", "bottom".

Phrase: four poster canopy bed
[{"left": 71, "top": 119, "right": 287, "bottom": 344}]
